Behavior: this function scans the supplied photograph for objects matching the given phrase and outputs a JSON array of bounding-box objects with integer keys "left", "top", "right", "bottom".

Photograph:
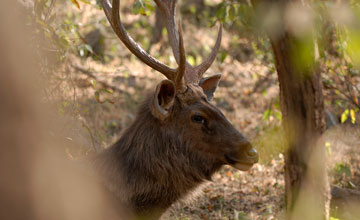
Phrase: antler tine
[
  {"left": 154, "top": 0, "right": 184, "bottom": 65},
  {"left": 175, "top": 22, "right": 186, "bottom": 91},
  {"left": 192, "top": 23, "right": 222, "bottom": 82},
  {"left": 101, "top": 0, "right": 177, "bottom": 80},
  {"left": 153, "top": 0, "right": 222, "bottom": 84}
]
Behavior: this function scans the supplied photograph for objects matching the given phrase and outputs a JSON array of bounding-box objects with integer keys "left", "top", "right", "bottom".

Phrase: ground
[{"left": 46, "top": 1, "right": 360, "bottom": 219}]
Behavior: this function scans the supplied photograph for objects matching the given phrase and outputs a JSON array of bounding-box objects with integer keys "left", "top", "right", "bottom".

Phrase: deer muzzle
[{"left": 225, "top": 143, "right": 259, "bottom": 171}]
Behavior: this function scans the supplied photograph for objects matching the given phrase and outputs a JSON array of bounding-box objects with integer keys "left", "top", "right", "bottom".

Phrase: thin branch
[
  {"left": 327, "top": 83, "right": 360, "bottom": 109},
  {"left": 72, "top": 64, "right": 128, "bottom": 95},
  {"left": 81, "top": 121, "right": 99, "bottom": 153}
]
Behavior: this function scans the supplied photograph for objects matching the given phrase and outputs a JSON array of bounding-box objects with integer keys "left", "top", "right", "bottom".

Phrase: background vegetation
[{"left": 22, "top": 0, "right": 360, "bottom": 219}]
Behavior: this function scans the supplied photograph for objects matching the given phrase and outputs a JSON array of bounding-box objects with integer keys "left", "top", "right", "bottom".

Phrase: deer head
[{"left": 101, "top": 0, "right": 258, "bottom": 171}]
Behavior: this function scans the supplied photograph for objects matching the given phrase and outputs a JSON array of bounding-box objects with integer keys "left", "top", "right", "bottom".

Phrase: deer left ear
[
  {"left": 151, "top": 80, "right": 176, "bottom": 121},
  {"left": 199, "top": 74, "right": 222, "bottom": 100}
]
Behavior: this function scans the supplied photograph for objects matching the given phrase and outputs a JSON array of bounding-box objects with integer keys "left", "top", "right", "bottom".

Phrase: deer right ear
[
  {"left": 151, "top": 80, "right": 176, "bottom": 121},
  {"left": 199, "top": 74, "right": 222, "bottom": 101}
]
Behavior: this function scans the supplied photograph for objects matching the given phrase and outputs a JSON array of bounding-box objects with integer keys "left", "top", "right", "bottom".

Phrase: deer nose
[
  {"left": 244, "top": 143, "right": 259, "bottom": 162},
  {"left": 247, "top": 147, "right": 258, "bottom": 157}
]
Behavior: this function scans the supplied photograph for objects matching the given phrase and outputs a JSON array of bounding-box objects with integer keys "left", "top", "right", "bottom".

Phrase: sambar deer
[{"left": 94, "top": 0, "right": 259, "bottom": 219}]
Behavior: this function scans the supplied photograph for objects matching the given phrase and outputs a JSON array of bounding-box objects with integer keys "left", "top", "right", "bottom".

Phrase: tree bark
[
  {"left": 252, "top": 0, "right": 330, "bottom": 219},
  {"left": 272, "top": 32, "right": 330, "bottom": 220}
]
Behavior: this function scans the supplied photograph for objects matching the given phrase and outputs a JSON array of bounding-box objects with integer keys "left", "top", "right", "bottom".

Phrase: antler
[
  {"left": 102, "top": 0, "right": 178, "bottom": 81},
  {"left": 154, "top": 0, "right": 222, "bottom": 84},
  {"left": 101, "top": 0, "right": 221, "bottom": 89}
]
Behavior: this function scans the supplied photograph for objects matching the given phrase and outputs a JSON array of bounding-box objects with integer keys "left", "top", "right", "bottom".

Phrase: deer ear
[
  {"left": 151, "top": 80, "right": 176, "bottom": 120},
  {"left": 199, "top": 74, "right": 222, "bottom": 100}
]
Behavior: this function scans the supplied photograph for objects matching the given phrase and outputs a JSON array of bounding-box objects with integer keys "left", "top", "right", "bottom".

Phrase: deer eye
[{"left": 191, "top": 115, "right": 206, "bottom": 124}]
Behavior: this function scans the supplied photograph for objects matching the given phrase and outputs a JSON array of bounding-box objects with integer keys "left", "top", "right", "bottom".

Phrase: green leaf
[
  {"left": 274, "top": 111, "right": 282, "bottom": 121},
  {"left": 334, "top": 162, "right": 351, "bottom": 177},
  {"left": 94, "top": 89, "right": 114, "bottom": 104},
  {"left": 219, "top": 51, "right": 228, "bottom": 63},
  {"left": 144, "top": 0, "right": 155, "bottom": 11},
  {"left": 59, "top": 36, "right": 69, "bottom": 48},
  {"left": 189, "top": 5, "right": 196, "bottom": 14},
  {"left": 263, "top": 108, "right": 272, "bottom": 121},
  {"left": 91, "top": 80, "right": 97, "bottom": 88},
  {"left": 139, "top": 7, "right": 147, "bottom": 16},
  {"left": 216, "top": 3, "right": 227, "bottom": 23},
  {"left": 78, "top": 0, "right": 90, "bottom": 4},
  {"left": 132, "top": 0, "right": 153, "bottom": 16},
  {"left": 186, "top": 55, "right": 196, "bottom": 66},
  {"left": 341, "top": 109, "right": 349, "bottom": 123},
  {"left": 100, "top": 89, "right": 113, "bottom": 94},
  {"left": 325, "top": 141, "right": 332, "bottom": 155},
  {"left": 228, "top": 5, "right": 236, "bottom": 22},
  {"left": 350, "top": 109, "right": 356, "bottom": 124}
]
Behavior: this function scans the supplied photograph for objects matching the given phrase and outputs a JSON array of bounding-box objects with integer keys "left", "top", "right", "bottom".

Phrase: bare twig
[
  {"left": 252, "top": 70, "right": 274, "bottom": 93},
  {"left": 81, "top": 121, "right": 99, "bottom": 153},
  {"left": 332, "top": 185, "right": 360, "bottom": 202},
  {"left": 331, "top": 85, "right": 360, "bottom": 109},
  {"left": 71, "top": 64, "right": 128, "bottom": 95}
]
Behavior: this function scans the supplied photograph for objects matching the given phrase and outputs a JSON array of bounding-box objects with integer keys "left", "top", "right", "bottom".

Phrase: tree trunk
[
  {"left": 252, "top": 1, "right": 330, "bottom": 219},
  {"left": 271, "top": 32, "right": 330, "bottom": 220}
]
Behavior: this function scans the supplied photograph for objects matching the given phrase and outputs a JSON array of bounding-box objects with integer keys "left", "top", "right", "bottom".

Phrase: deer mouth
[{"left": 224, "top": 154, "right": 255, "bottom": 171}]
